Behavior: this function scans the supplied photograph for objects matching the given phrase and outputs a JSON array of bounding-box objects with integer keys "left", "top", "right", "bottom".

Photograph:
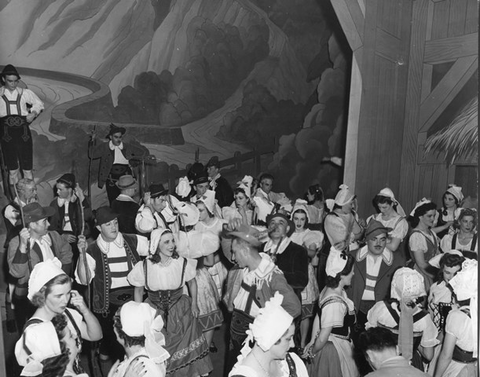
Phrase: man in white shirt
[
  {"left": 347, "top": 220, "right": 404, "bottom": 345},
  {"left": 0, "top": 64, "right": 44, "bottom": 184},
  {"left": 77, "top": 206, "right": 149, "bottom": 372},
  {"left": 7, "top": 202, "right": 72, "bottom": 329}
]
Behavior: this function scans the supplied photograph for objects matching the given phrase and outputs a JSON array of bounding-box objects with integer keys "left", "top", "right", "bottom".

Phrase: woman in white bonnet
[
  {"left": 366, "top": 267, "right": 439, "bottom": 372},
  {"left": 367, "top": 187, "right": 409, "bottom": 263},
  {"left": 229, "top": 292, "right": 308, "bottom": 377},
  {"left": 222, "top": 175, "right": 255, "bottom": 225},
  {"left": 434, "top": 184, "right": 464, "bottom": 239},
  {"left": 15, "top": 257, "right": 102, "bottom": 374},
  {"left": 434, "top": 259, "right": 478, "bottom": 377},
  {"left": 108, "top": 301, "right": 169, "bottom": 377}
]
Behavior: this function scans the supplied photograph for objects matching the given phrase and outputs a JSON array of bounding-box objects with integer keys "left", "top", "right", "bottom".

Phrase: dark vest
[{"left": 88, "top": 234, "right": 140, "bottom": 313}]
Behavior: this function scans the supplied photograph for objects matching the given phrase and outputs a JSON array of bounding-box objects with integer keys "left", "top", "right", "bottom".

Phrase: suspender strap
[
  {"left": 64, "top": 309, "right": 82, "bottom": 340},
  {"left": 240, "top": 281, "right": 261, "bottom": 314},
  {"left": 22, "top": 318, "right": 44, "bottom": 356}
]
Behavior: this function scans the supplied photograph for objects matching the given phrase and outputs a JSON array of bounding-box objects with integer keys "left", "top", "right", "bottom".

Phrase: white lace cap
[
  {"left": 377, "top": 187, "right": 406, "bottom": 217},
  {"left": 391, "top": 267, "right": 426, "bottom": 300},
  {"left": 149, "top": 228, "right": 172, "bottom": 254},
  {"left": 28, "top": 258, "right": 66, "bottom": 301},
  {"left": 196, "top": 189, "right": 216, "bottom": 215},
  {"left": 449, "top": 259, "right": 477, "bottom": 301},
  {"left": 428, "top": 249, "right": 464, "bottom": 269},
  {"left": 409, "top": 198, "right": 431, "bottom": 217}
]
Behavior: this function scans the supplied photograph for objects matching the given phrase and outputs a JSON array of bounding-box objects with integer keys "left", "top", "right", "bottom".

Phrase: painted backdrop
[{"left": 0, "top": 0, "right": 351, "bottom": 206}]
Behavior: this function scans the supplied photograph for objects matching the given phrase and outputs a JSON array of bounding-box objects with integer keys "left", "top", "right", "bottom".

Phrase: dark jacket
[
  {"left": 89, "top": 141, "right": 145, "bottom": 188},
  {"left": 212, "top": 175, "right": 234, "bottom": 207},
  {"left": 346, "top": 246, "right": 403, "bottom": 313}
]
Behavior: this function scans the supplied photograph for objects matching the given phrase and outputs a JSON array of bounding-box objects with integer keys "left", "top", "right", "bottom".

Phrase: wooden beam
[
  {"left": 399, "top": 0, "right": 429, "bottom": 212},
  {"left": 447, "top": 0, "right": 468, "bottom": 37},
  {"left": 424, "top": 32, "right": 478, "bottom": 64},
  {"left": 330, "top": 0, "right": 364, "bottom": 52},
  {"left": 419, "top": 55, "right": 477, "bottom": 132}
]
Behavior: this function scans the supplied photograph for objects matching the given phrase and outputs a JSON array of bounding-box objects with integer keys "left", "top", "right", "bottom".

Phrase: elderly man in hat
[
  {"left": 111, "top": 174, "right": 140, "bottom": 234},
  {"left": 259, "top": 212, "right": 309, "bottom": 298},
  {"left": 346, "top": 220, "right": 404, "bottom": 345},
  {"left": 136, "top": 183, "right": 180, "bottom": 236},
  {"left": 89, "top": 123, "right": 146, "bottom": 205},
  {"left": 205, "top": 155, "right": 234, "bottom": 208},
  {"left": 0, "top": 64, "right": 44, "bottom": 185},
  {"left": 223, "top": 223, "right": 301, "bottom": 371},
  {"left": 7, "top": 202, "right": 73, "bottom": 329},
  {"left": 76, "top": 206, "right": 149, "bottom": 372}
]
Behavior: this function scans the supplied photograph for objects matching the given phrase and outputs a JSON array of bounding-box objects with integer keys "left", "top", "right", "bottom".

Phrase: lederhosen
[
  {"left": 143, "top": 257, "right": 187, "bottom": 331},
  {"left": 227, "top": 281, "right": 260, "bottom": 371},
  {"left": 0, "top": 89, "right": 32, "bottom": 170},
  {"left": 451, "top": 233, "right": 478, "bottom": 260},
  {"left": 381, "top": 300, "right": 429, "bottom": 371}
]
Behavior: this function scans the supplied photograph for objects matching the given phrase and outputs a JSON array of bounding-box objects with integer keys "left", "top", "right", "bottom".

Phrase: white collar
[
  {"left": 96, "top": 232, "right": 124, "bottom": 254},
  {"left": 210, "top": 173, "right": 221, "bottom": 182},
  {"left": 263, "top": 236, "right": 291, "bottom": 256},
  {"left": 30, "top": 234, "right": 51, "bottom": 248},
  {"left": 356, "top": 245, "right": 393, "bottom": 266},
  {"left": 245, "top": 253, "right": 277, "bottom": 280},
  {"left": 109, "top": 141, "right": 124, "bottom": 150}
]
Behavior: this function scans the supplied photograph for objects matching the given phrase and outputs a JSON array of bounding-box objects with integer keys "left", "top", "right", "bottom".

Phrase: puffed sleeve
[
  {"left": 135, "top": 235, "right": 150, "bottom": 256},
  {"left": 184, "top": 258, "right": 198, "bottom": 282},
  {"left": 440, "top": 234, "right": 453, "bottom": 252},
  {"left": 366, "top": 301, "right": 389, "bottom": 329},
  {"left": 127, "top": 261, "right": 146, "bottom": 287},
  {"left": 390, "top": 217, "right": 408, "bottom": 241},
  {"left": 409, "top": 232, "right": 428, "bottom": 253},
  {"left": 321, "top": 300, "right": 347, "bottom": 328}
]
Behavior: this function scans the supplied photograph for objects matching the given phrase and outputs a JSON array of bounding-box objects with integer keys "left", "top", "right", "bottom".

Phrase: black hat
[
  {"left": 206, "top": 156, "right": 220, "bottom": 169},
  {"left": 95, "top": 206, "right": 118, "bottom": 226},
  {"left": 106, "top": 123, "right": 126, "bottom": 138},
  {"left": 149, "top": 183, "right": 169, "bottom": 198},
  {"left": 187, "top": 162, "right": 206, "bottom": 182},
  {"left": 56, "top": 173, "right": 76, "bottom": 188},
  {"left": 24, "top": 203, "right": 55, "bottom": 225},
  {"left": 1, "top": 64, "right": 20, "bottom": 78},
  {"left": 193, "top": 174, "right": 209, "bottom": 186}
]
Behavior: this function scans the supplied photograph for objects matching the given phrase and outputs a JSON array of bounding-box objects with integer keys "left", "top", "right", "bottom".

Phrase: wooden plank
[
  {"left": 424, "top": 33, "right": 478, "bottom": 63},
  {"left": 376, "top": 28, "right": 401, "bottom": 60},
  {"left": 398, "top": 0, "right": 429, "bottom": 212},
  {"left": 465, "top": 0, "right": 478, "bottom": 34},
  {"left": 431, "top": 0, "right": 450, "bottom": 39},
  {"left": 425, "top": 0, "right": 435, "bottom": 41},
  {"left": 421, "top": 64, "right": 433, "bottom": 103},
  {"left": 448, "top": 0, "right": 468, "bottom": 37},
  {"left": 419, "top": 55, "right": 477, "bottom": 132},
  {"left": 330, "top": 0, "right": 364, "bottom": 52}
]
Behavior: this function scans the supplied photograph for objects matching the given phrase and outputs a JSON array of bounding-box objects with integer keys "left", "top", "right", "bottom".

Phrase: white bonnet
[
  {"left": 391, "top": 267, "right": 426, "bottom": 300},
  {"left": 28, "top": 258, "right": 66, "bottom": 301}
]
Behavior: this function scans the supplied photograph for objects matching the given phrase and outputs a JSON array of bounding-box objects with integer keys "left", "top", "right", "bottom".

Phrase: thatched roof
[{"left": 425, "top": 96, "right": 478, "bottom": 165}]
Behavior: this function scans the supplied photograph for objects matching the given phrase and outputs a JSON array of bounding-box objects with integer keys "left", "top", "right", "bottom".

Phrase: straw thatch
[{"left": 425, "top": 96, "right": 478, "bottom": 165}]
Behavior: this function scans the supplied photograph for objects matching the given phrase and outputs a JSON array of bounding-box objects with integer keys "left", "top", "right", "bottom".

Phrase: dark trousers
[{"left": 0, "top": 116, "right": 32, "bottom": 170}]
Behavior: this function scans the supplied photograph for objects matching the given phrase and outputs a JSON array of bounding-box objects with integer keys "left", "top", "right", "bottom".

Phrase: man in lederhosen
[
  {"left": 0, "top": 64, "right": 44, "bottom": 185},
  {"left": 89, "top": 123, "right": 145, "bottom": 205}
]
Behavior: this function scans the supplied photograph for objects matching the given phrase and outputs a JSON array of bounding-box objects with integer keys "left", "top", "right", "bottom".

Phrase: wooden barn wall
[
  {"left": 399, "top": 0, "right": 477, "bottom": 211},
  {"left": 354, "top": 0, "right": 412, "bottom": 216}
]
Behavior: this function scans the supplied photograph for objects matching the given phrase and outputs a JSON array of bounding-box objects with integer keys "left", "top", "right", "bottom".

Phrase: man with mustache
[{"left": 347, "top": 220, "right": 404, "bottom": 344}]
